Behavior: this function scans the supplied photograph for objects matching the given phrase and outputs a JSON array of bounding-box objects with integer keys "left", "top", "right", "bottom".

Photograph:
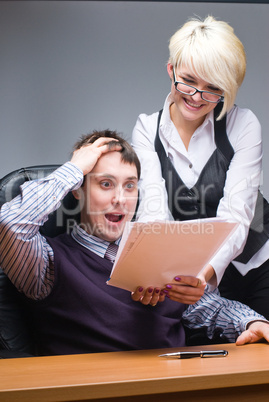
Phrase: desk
[{"left": 1, "top": 343, "right": 269, "bottom": 402}]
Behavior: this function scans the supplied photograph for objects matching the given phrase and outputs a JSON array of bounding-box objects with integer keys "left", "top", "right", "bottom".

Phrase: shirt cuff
[
  {"left": 50, "top": 162, "right": 84, "bottom": 190},
  {"left": 240, "top": 317, "right": 269, "bottom": 332}
]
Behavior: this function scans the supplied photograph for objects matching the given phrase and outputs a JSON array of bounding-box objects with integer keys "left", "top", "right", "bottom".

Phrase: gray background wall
[{"left": 1, "top": 1, "right": 269, "bottom": 196}]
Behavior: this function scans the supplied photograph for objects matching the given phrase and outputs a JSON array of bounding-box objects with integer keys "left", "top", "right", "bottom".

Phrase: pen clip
[{"left": 201, "top": 350, "right": 228, "bottom": 358}]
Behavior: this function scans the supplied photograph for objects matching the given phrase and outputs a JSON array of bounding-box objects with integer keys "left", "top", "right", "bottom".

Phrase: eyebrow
[{"left": 93, "top": 173, "right": 138, "bottom": 181}]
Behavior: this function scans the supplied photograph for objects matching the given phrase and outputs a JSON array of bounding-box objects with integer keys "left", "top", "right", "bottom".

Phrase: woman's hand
[
  {"left": 163, "top": 275, "right": 206, "bottom": 304},
  {"left": 131, "top": 286, "right": 166, "bottom": 306},
  {"left": 131, "top": 273, "right": 208, "bottom": 307}
]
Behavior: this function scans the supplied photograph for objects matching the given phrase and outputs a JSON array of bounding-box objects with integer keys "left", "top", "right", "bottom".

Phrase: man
[{"left": 0, "top": 130, "right": 269, "bottom": 356}]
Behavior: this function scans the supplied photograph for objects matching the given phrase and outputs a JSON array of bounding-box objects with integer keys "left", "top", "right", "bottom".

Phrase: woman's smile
[{"left": 183, "top": 98, "right": 205, "bottom": 109}]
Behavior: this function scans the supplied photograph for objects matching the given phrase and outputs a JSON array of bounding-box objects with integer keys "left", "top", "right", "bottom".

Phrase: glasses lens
[
  {"left": 177, "top": 82, "right": 196, "bottom": 95},
  {"left": 202, "top": 92, "right": 222, "bottom": 102},
  {"left": 176, "top": 82, "right": 196, "bottom": 95}
]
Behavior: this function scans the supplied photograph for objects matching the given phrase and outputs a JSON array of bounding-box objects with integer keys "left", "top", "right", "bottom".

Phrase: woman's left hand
[{"left": 163, "top": 275, "right": 206, "bottom": 304}]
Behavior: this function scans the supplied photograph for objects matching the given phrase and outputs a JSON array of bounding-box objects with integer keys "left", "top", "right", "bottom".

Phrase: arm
[
  {"left": 209, "top": 108, "right": 262, "bottom": 284},
  {"left": 132, "top": 114, "right": 206, "bottom": 304},
  {"left": 183, "top": 287, "right": 269, "bottom": 344},
  {"left": 132, "top": 113, "right": 172, "bottom": 222},
  {"left": 0, "top": 162, "right": 83, "bottom": 299},
  {"left": 0, "top": 137, "right": 121, "bottom": 300}
]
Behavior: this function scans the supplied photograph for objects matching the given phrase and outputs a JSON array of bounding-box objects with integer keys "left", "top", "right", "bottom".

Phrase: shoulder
[
  {"left": 132, "top": 110, "right": 160, "bottom": 149},
  {"left": 132, "top": 94, "right": 172, "bottom": 150},
  {"left": 226, "top": 105, "right": 262, "bottom": 145},
  {"left": 227, "top": 105, "right": 261, "bottom": 131}
]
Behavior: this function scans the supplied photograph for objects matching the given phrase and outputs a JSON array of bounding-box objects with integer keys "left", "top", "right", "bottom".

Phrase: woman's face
[{"left": 167, "top": 63, "right": 222, "bottom": 126}]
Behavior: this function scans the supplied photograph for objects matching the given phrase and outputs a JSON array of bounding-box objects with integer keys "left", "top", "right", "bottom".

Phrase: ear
[
  {"left": 72, "top": 188, "right": 82, "bottom": 200},
  {"left": 167, "top": 63, "right": 173, "bottom": 80}
]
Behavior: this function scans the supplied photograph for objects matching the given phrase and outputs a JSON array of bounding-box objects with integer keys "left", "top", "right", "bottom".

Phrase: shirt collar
[{"left": 71, "top": 222, "right": 120, "bottom": 259}]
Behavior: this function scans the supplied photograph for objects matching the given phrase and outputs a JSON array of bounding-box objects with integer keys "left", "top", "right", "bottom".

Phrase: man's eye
[
  {"left": 125, "top": 182, "right": 136, "bottom": 190},
  {"left": 101, "top": 181, "right": 111, "bottom": 188}
]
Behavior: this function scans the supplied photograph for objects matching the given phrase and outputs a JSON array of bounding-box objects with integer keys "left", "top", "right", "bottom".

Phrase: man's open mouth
[{"left": 105, "top": 213, "right": 124, "bottom": 223}]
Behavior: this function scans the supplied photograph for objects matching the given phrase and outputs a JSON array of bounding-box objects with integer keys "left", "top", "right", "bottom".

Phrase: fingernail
[
  {"left": 155, "top": 289, "right": 160, "bottom": 294},
  {"left": 139, "top": 287, "right": 143, "bottom": 292},
  {"left": 148, "top": 288, "right": 153, "bottom": 293},
  {"left": 166, "top": 285, "right": 172, "bottom": 289},
  {"left": 174, "top": 276, "right": 181, "bottom": 282},
  {"left": 162, "top": 290, "right": 168, "bottom": 295}
]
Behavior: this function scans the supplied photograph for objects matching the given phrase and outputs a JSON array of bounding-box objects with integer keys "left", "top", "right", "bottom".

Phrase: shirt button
[
  {"left": 189, "top": 163, "right": 193, "bottom": 169},
  {"left": 187, "top": 191, "right": 194, "bottom": 198}
]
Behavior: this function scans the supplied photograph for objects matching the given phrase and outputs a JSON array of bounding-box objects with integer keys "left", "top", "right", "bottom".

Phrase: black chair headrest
[{"left": 0, "top": 165, "right": 80, "bottom": 237}]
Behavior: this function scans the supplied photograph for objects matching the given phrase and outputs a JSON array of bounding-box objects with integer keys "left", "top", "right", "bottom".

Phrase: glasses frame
[{"left": 172, "top": 67, "right": 224, "bottom": 104}]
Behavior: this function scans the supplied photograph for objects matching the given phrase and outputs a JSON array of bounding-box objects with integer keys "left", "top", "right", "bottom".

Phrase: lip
[
  {"left": 105, "top": 213, "right": 125, "bottom": 224},
  {"left": 183, "top": 97, "right": 204, "bottom": 111}
]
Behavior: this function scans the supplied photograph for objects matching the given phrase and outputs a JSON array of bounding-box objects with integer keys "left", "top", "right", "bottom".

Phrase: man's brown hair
[{"left": 73, "top": 129, "right": 141, "bottom": 179}]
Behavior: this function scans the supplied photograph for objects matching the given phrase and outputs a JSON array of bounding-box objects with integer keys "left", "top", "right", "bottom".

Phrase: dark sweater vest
[
  {"left": 155, "top": 104, "right": 269, "bottom": 264},
  {"left": 29, "top": 233, "right": 186, "bottom": 356}
]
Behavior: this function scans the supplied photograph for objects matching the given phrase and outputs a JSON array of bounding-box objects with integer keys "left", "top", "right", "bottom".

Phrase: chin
[{"left": 102, "top": 230, "right": 123, "bottom": 243}]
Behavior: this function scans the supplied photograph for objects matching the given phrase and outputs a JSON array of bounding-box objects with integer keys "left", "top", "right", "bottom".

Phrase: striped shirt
[
  {"left": 71, "top": 224, "right": 120, "bottom": 259},
  {"left": 0, "top": 162, "right": 266, "bottom": 343}
]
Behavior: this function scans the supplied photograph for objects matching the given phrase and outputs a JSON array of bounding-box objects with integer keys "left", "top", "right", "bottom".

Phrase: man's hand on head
[{"left": 71, "top": 137, "right": 122, "bottom": 176}]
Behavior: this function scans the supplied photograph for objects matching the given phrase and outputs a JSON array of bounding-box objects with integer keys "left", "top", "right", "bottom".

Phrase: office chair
[{"left": 0, "top": 165, "right": 80, "bottom": 358}]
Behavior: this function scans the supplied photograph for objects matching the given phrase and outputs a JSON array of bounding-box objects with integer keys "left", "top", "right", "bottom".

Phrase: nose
[
  {"left": 191, "top": 89, "right": 203, "bottom": 101},
  {"left": 112, "top": 186, "right": 126, "bottom": 206}
]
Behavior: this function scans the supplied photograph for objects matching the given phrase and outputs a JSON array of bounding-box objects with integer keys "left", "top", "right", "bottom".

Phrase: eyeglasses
[{"left": 173, "top": 68, "right": 224, "bottom": 104}]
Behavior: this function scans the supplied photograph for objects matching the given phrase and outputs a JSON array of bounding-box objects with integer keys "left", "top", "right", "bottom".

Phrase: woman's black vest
[{"left": 154, "top": 104, "right": 269, "bottom": 263}]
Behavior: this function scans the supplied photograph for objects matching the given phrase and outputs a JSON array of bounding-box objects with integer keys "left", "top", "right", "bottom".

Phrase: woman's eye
[
  {"left": 208, "top": 86, "right": 221, "bottom": 93},
  {"left": 182, "top": 77, "right": 194, "bottom": 84}
]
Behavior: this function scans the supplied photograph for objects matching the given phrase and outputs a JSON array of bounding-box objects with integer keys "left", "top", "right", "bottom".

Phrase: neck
[{"left": 170, "top": 103, "right": 206, "bottom": 150}]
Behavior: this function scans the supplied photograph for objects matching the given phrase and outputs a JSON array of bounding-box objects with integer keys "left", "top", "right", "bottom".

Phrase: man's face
[{"left": 78, "top": 151, "right": 138, "bottom": 242}]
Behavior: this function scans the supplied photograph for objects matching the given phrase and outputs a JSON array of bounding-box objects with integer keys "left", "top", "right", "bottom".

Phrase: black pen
[{"left": 159, "top": 350, "right": 228, "bottom": 359}]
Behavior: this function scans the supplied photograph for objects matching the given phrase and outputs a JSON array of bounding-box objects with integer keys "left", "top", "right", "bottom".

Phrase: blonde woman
[{"left": 132, "top": 16, "right": 269, "bottom": 319}]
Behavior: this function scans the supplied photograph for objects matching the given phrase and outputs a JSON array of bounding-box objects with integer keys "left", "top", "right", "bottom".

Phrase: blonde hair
[{"left": 168, "top": 16, "right": 246, "bottom": 119}]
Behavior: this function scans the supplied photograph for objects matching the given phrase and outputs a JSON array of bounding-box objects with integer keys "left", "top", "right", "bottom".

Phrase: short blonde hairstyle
[{"left": 168, "top": 16, "right": 246, "bottom": 119}]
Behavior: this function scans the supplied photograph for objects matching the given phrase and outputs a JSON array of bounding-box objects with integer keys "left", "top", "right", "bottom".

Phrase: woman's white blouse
[{"left": 132, "top": 94, "right": 269, "bottom": 286}]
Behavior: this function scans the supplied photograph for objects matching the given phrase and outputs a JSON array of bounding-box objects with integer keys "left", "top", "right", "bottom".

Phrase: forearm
[
  {"left": 183, "top": 288, "right": 267, "bottom": 343},
  {"left": 210, "top": 111, "right": 262, "bottom": 281},
  {"left": 0, "top": 162, "right": 83, "bottom": 299}
]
